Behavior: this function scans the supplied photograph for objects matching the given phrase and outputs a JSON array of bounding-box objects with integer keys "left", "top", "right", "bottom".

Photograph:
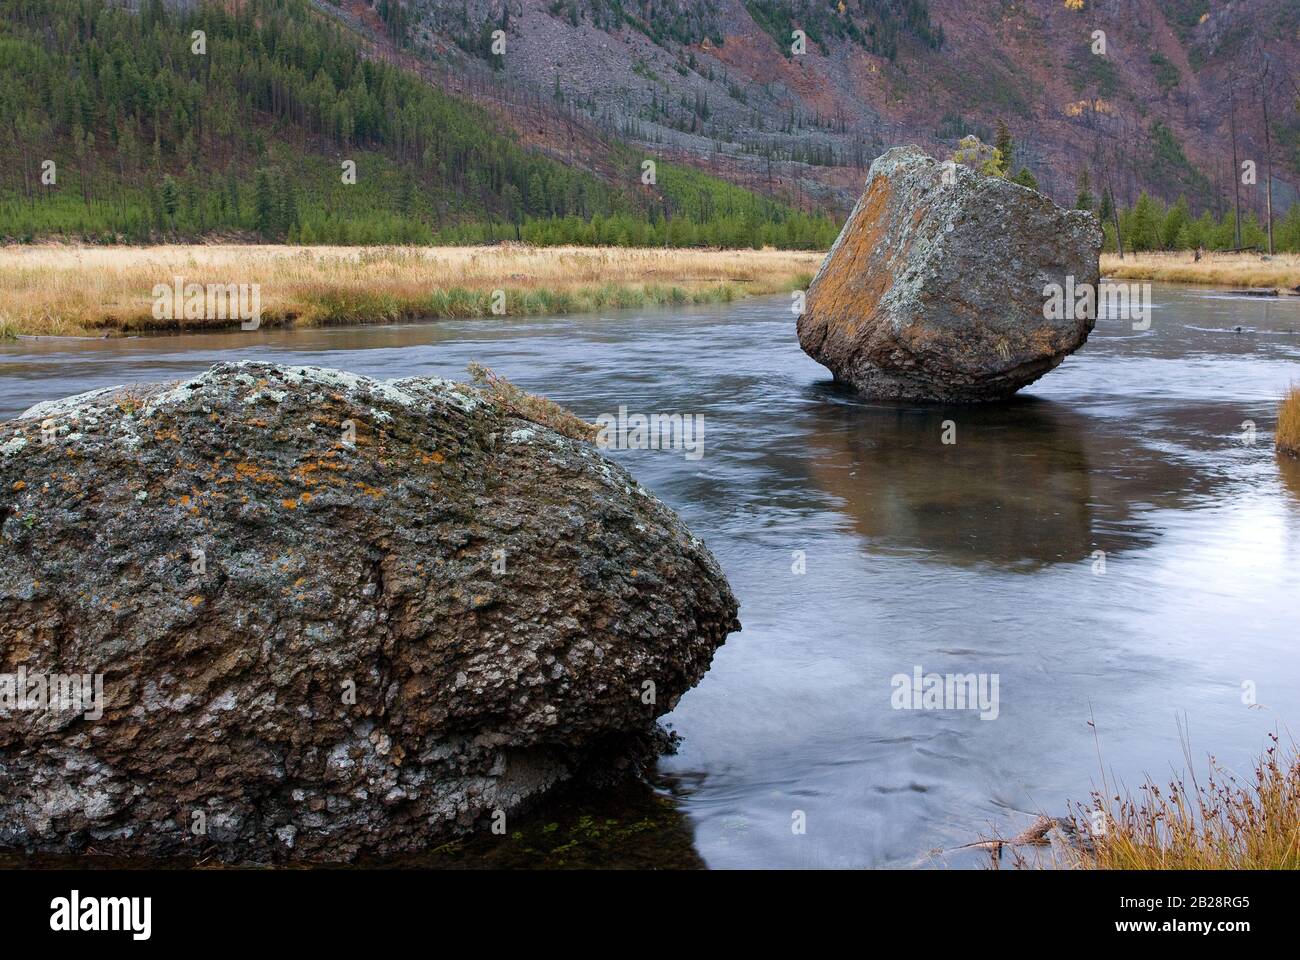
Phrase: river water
[{"left": 3, "top": 283, "right": 1300, "bottom": 868}]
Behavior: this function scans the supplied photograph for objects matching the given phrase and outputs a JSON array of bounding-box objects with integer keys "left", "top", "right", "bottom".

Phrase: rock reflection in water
[{"left": 799, "top": 384, "right": 1097, "bottom": 569}]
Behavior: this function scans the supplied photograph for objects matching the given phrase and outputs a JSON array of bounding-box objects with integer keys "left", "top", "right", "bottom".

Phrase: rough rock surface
[
  {"left": 0, "top": 361, "right": 738, "bottom": 863},
  {"left": 798, "top": 146, "right": 1103, "bottom": 402}
]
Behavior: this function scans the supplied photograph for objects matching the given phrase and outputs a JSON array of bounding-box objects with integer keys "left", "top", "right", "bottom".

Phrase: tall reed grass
[
  {"left": 1067, "top": 732, "right": 1300, "bottom": 870},
  {"left": 1278, "top": 386, "right": 1300, "bottom": 459}
]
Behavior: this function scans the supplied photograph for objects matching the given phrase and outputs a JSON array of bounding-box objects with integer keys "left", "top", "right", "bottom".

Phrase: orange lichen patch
[
  {"left": 11, "top": 480, "right": 26, "bottom": 491},
  {"left": 153, "top": 428, "right": 182, "bottom": 443},
  {"left": 179, "top": 495, "right": 191, "bottom": 507},
  {"left": 805, "top": 177, "right": 899, "bottom": 342},
  {"left": 421, "top": 452, "right": 445, "bottom": 465},
  {"left": 299, "top": 491, "right": 314, "bottom": 504},
  {"left": 293, "top": 459, "right": 349, "bottom": 491},
  {"left": 232, "top": 461, "right": 279, "bottom": 485},
  {"left": 281, "top": 499, "right": 298, "bottom": 510},
  {"left": 188, "top": 595, "right": 203, "bottom": 606},
  {"left": 354, "top": 482, "right": 384, "bottom": 499}
]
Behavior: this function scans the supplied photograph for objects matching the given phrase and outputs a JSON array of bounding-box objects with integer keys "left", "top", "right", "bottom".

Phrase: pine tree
[
  {"left": 160, "top": 175, "right": 180, "bottom": 220},
  {"left": 1075, "top": 170, "right": 1094, "bottom": 211},
  {"left": 226, "top": 170, "right": 240, "bottom": 223},
  {"left": 278, "top": 174, "right": 299, "bottom": 234},
  {"left": 254, "top": 169, "right": 276, "bottom": 238},
  {"left": 1129, "top": 193, "right": 1161, "bottom": 251},
  {"left": 1160, "top": 196, "right": 1190, "bottom": 249},
  {"left": 994, "top": 120, "right": 1014, "bottom": 178}
]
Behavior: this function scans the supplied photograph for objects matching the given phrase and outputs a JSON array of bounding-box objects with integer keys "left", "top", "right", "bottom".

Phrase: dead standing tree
[
  {"left": 1257, "top": 56, "right": 1278, "bottom": 256},
  {"left": 1229, "top": 68, "right": 1243, "bottom": 250}
]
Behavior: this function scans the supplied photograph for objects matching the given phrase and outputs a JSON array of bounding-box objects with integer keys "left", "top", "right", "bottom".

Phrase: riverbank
[
  {"left": 6, "top": 246, "right": 1299, "bottom": 342},
  {"left": 1101, "top": 251, "right": 1300, "bottom": 290},
  {"left": 0, "top": 245, "right": 821, "bottom": 338}
]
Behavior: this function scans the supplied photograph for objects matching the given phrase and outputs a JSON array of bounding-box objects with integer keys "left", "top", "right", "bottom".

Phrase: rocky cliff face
[
  {"left": 798, "top": 146, "right": 1102, "bottom": 402},
  {"left": 0, "top": 362, "right": 739, "bottom": 862}
]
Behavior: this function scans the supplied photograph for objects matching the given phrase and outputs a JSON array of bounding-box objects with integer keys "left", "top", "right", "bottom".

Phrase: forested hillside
[{"left": 0, "top": 0, "right": 837, "bottom": 246}]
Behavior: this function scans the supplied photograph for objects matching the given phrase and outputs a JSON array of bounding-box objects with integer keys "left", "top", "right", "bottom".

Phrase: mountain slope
[
  {"left": 0, "top": 0, "right": 836, "bottom": 245},
  {"left": 385, "top": 0, "right": 1300, "bottom": 218}
]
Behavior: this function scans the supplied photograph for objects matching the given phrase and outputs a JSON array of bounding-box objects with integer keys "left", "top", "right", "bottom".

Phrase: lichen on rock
[{"left": 0, "top": 361, "right": 739, "bottom": 863}]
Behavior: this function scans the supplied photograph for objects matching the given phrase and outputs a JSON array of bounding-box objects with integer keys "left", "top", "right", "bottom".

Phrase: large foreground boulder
[
  {"left": 0, "top": 362, "right": 738, "bottom": 862},
  {"left": 798, "top": 146, "right": 1103, "bottom": 402}
]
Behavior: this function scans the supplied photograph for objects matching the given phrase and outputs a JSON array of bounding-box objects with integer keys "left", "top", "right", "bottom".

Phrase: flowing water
[{"left": 3, "top": 283, "right": 1300, "bottom": 868}]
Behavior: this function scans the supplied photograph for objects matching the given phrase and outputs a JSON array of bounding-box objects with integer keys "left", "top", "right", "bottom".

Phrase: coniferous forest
[{"left": 0, "top": 0, "right": 839, "bottom": 247}]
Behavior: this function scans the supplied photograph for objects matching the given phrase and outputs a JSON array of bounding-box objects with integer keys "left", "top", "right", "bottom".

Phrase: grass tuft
[
  {"left": 1278, "top": 386, "right": 1300, "bottom": 458},
  {"left": 1067, "top": 732, "right": 1300, "bottom": 869},
  {"left": 466, "top": 361, "right": 598, "bottom": 443}
]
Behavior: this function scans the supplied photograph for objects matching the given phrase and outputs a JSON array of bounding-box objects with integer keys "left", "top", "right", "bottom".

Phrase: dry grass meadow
[
  {"left": 1102, "top": 251, "right": 1300, "bottom": 289},
  {"left": 0, "top": 244, "right": 823, "bottom": 338},
  {"left": 5, "top": 245, "right": 1296, "bottom": 342}
]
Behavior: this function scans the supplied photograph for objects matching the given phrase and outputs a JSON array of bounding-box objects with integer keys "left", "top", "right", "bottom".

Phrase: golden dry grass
[
  {"left": 1102, "top": 251, "right": 1300, "bottom": 289},
  {"left": 1066, "top": 733, "right": 1300, "bottom": 870},
  {"left": 467, "top": 361, "right": 597, "bottom": 442},
  {"left": 0, "top": 244, "right": 822, "bottom": 337},
  {"left": 1278, "top": 386, "right": 1300, "bottom": 458}
]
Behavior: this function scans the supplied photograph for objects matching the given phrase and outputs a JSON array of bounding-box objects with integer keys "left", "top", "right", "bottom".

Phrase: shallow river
[{"left": 3, "top": 283, "right": 1300, "bottom": 868}]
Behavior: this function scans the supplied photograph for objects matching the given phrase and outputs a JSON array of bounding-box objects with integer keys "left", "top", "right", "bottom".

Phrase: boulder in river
[
  {"left": 798, "top": 146, "right": 1103, "bottom": 402},
  {"left": 0, "top": 361, "right": 739, "bottom": 862}
]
